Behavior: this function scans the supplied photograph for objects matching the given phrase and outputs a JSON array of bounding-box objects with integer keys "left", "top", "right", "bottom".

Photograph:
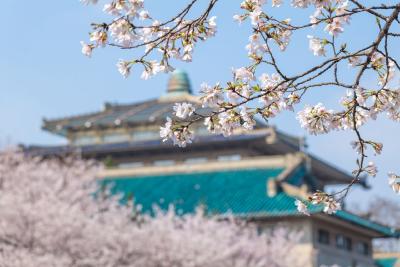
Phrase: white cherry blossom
[
  {"left": 323, "top": 198, "right": 341, "bottom": 215},
  {"left": 365, "top": 161, "right": 378, "bottom": 177},
  {"left": 295, "top": 199, "right": 310, "bottom": 216},
  {"left": 234, "top": 67, "right": 255, "bottom": 82},
  {"left": 173, "top": 102, "right": 195, "bottom": 119},
  {"left": 80, "top": 41, "right": 93, "bottom": 57},
  {"left": 139, "top": 10, "right": 150, "bottom": 20},
  {"left": 308, "top": 36, "right": 326, "bottom": 56},
  {"left": 89, "top": 30, "right": 107, "bottom": 47},
  {"left": 117, "top": 60, "right": 131, "bottom": 78},
  {"left": 324, "top": 18, "right": 344, "bottom": 36},
  {"left": 200, "top": 82, "right": 224, "bottom": 108},
  {"left": 388, "top": 172, "right": 400, "bottom": 194},
  {"left": 160, "top": 117, "right": 173, "bottom": 142},
  {"left": 297, "top": 103, "right": 335, "bottom": 135}
]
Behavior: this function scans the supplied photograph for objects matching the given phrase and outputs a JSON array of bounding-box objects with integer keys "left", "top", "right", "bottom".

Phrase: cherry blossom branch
[{"left": 81, "top": 0, "right": 400, "bottom": 215}]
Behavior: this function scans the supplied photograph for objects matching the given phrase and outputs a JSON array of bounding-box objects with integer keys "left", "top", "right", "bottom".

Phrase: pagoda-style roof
[
  {"left": 42, "top": 70, "right": 204, "bottom": 137},
  {"left": 103, "top": 166, "right": 396, "bottom": 238}
]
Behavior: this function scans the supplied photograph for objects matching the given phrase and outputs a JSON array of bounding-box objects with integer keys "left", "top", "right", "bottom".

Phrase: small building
[{"left": 26, "top": 70, "right": 398, "bottom": 267}]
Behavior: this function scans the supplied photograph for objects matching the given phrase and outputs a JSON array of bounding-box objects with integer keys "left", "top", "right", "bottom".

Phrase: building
[{"left": 26, "top": 70, "right": 399, "bottom": 267}]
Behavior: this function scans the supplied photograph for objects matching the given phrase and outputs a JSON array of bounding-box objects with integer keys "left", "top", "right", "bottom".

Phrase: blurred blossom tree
[
  {"left": 80, "top": 0, "right": 400, "bottom": 213},
  {"left": 0, "top": 151, "right": 305, "bottom": 267}
]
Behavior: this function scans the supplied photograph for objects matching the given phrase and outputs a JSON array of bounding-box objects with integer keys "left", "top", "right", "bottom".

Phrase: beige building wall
[
  {"left": 256, "top": 217, "right": 376, "bottom": 267},
  {"left": 311, "top": 219, "right": 375, "bottom": 267}
]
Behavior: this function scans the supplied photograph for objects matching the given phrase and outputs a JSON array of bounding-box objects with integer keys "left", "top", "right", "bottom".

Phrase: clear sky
[{"left": 1, "top": 0, "right": 399, "bottom": 208}]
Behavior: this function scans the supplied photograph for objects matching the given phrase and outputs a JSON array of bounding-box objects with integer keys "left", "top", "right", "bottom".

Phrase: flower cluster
[
  {"left": 81, "top": 0, "right": 218, "bottom": 78},
  {"left": 160, "top": 117, "right": 193, "bottom": 148},
  {"left": 309, "top": 192, "right": 342, "bottom": 215},
  {"left": 297, "top": 103, "right": 335, "bottom": 135}
]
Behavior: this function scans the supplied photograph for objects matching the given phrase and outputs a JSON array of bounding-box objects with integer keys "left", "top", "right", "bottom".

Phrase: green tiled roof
[
  {"left": 105, "top": 168, "right": 299, "bottom": 217},
  {"left": 376, "top": 258, "right": 398, "bottom": 267},
  {"left": 334, "top": 210, "right": 397, "bottom": 237},
  {"left": 103, "top": 167, "right": 395, "bottom": 236}
]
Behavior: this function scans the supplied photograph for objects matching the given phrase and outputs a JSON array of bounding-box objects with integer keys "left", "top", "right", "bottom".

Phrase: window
[
  {"left": 73, "top": 136, "right": 98, "bottom": 146},
  {"left": 345, "top": 237, "right": 352, "bottom": 251},
  {"left": 153, "top": 160, "right": 175, "bottom": 166},
  {"left": 336, "top": 234, "right": 352, "bottom": 251},
  {"left": 132, "top": 130, "right": 160, "bottom": 141},
  {"left": 318, "top": 229, "right": 330, "bottom": 245},
  {"left": 103, "top": 133, "right": 129, "bottom": 143},
  {"left": 217, "top": 154, "right": 242, "bottom": 162},
  {"left": 185, "top": 157, "right": 208, "bottom": 165},
  {"left": 118, "top": 162, "right": 144, "bottom": 169},
  {"left": 356, "top": 241, "right": 369, "bottom": 255}
]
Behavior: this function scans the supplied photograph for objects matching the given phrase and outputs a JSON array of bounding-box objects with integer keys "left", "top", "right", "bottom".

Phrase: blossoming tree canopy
[
  {"left": 80, "top": 0, "right": 400, "bottom": 212},
  {"left": 0, "top": 151, "right": 305, "bottom": 267}
]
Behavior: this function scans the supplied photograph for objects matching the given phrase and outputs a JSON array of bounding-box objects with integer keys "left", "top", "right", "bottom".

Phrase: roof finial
[{"left": 167, "top": 69, "right": 192, "bottom": 95}]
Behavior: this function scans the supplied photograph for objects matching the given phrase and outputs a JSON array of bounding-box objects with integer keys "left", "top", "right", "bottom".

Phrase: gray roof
[{"left": 42, "top": 70, "right": 209, "bottom": 136}]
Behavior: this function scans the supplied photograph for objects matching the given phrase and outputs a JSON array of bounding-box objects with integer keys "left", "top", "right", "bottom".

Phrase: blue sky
[{"left": 1, "top": 0, "right": 399, "bottom": 207}]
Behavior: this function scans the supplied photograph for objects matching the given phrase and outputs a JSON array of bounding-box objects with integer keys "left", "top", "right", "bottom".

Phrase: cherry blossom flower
[
  {"left": 109, "top": 19, "right": 137, "bottom": 47},
  {"left": 233, "top": 14, "right": 245, "bottom": 24},
  {"left": 103, "top": 3, "right": 122, "bottom": 16},
  {"left": 240, "top": 107, "right": 256, "bottom": 130},
  {"left": 160, "top": 117, "right": 173, "bottom": 142},
  {"left": 160, "top": 117, "right": 194, "bottom": 147},
  {"left": 309, "top": 8, "right": 322, "bottom": 25},
  {"left": 324, "top": 18, "right": 344, "bottom": 36},
  {"left": 200, "top": 82, "right": 224, "bottom": 108},
  {"left": 116, "top": 60, "right": 131, "bottom": 78},
  {"left": 259, "top": 73, "right": 281, "bottom": 90},
  {"left": 294, "top": 199, "right": 310, "bottom": 216},
  {"left": 217, "top": 111, "right": 240, "bottom": 137},
  {"left": 141, "top": 61, "right": 163, "bottom": 80},
  {"left": 364, "top": 161, "right": 378, "bottom": 177},
  {"left": 173, "top": 102, "right": 195, "bottom": 119},
  {"left": 336, "top": 0, "right": 351, "bottom": 24},
  {"left": 297, "top": 103, "right": 335, "bottom": 135},
  {"left": 291, "top": 0, "right": 311, "bottom": 8},
  {"left": 388, "top": 172, "right": 400, "bottom": 194},
  {"left": 308, "top": 36, "right": 326, "bottom": 56},
  {"left": 139, "top": 10, "right": 150, "bottom": 20},
  {"left": 234, "top": 67, "right": 255, "bottom": 82},
  {"left": 323, "top": 198, "right": 341, "bottom": 215},
  {"left": 249, "top": 7, "right": 263, "bottom": 25},
  {"left": 207, "top": 16, "right": 218, "bottom": 37},
  {"left": 80, "top": 41, "right": 93, "bottom": 57},
  {"left": 246, "top": 33, "right": 269, "bottom": 57},
  {"left": 272, "top": 0, "right": 283, "bottom": 7},
  {"left": 89, "top": 30, "right": 108, "bottom": 47}
]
